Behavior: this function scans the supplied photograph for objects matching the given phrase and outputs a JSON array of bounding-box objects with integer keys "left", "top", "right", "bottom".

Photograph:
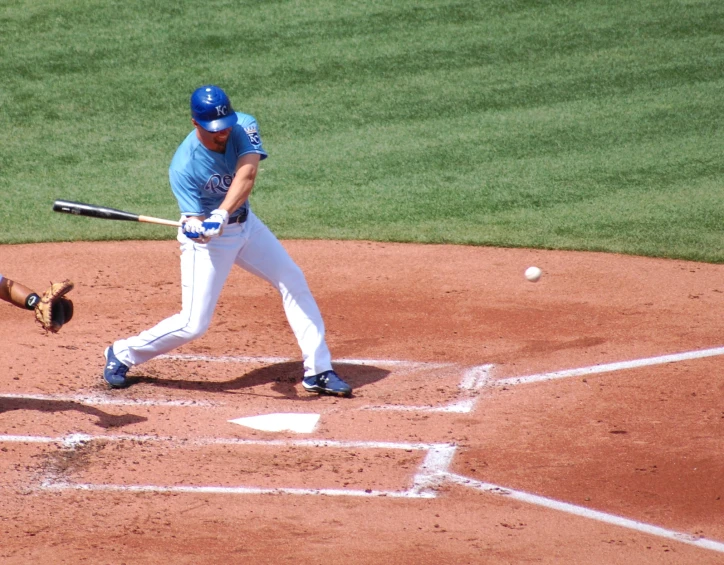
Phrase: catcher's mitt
[{"left": 34, "top": 279, "right": 74, "bottom": 333}]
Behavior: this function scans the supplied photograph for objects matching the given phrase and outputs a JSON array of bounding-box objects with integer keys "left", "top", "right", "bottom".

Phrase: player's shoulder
[
  {"left": 233, "top": 111, "right": 259, "bottom": 129},
  {"left": 232, "top": 112, "right": 265, "bottom": 153}
]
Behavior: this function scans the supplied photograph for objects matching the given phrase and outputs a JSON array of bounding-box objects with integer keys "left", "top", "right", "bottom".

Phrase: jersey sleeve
[
  {"left": 169, "top": 168, "right": 204, "bottom": 216},
  {"left": 233, "top": 114, "right": 268, "bottom": 161}
]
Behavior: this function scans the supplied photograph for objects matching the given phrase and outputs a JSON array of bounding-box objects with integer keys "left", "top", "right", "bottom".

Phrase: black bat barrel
[{"left": 52, "top": 200, "right": 140, "bottom": 222}]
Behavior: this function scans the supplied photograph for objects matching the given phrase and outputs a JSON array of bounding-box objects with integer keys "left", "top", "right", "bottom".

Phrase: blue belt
[{"left": 229, "top": 208, "right": 248, "bottom": 224}]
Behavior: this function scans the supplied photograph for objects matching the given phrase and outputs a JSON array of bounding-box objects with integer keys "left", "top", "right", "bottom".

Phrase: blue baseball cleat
[
  {"left": 302, "top": 370, "right": 352, "bottom": 397},
  {"left": 103, "top": 346, "right": 130, "bottom": 388}
]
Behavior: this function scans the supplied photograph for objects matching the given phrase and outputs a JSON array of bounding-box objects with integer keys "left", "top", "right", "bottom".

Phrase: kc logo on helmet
[{"left": 215, "top": 105, "right": 228, "bottom": 117}]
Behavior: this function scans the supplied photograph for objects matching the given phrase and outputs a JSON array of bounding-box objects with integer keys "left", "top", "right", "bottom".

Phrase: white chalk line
[
  {"left": 6, "top": 347, "right": 718, "bottom": 409},
  {"left": 444, "top": 473, "right": 724, "bottom": 554},
  {"left": 6, "top": 349, "right": 724, "bottom": 552},
  {"left": 15, "top": 431, "right": 723, "bottom": 554},
  {"left": 409, "top": 445, "right": 458, "bottom": 496},
  {"left": 0, "top": 433, "right": 449, "bottom": 452},
  {"left": 159, "top": 354, "right": 450, "bottom": 369},
  {"left": 40, "top": 482, "right": 435, "bottom": 498},
  {"left": 363, "top": 364, "right": 492, "bottom": 413},
  {"left": 0, "top": 356, "right": 474, "bottom": 411},
  {"left": 7, "top": 432, "right": 455, "bottom": 500},
  {"left": 0, "top": 392, "right": 216, "bottom": 407},
  {"left": 41, "top": 443, "right": 460, "bottom": 500},
  {"left": 494, "top": 346, "right": 724, "bottom": 386},
  {"left": 159, "top": 354, "right": 290, "bottom": 364}
]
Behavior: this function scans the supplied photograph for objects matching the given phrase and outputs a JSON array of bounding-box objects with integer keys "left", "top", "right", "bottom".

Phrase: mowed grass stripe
[{"left": 0, "top": 0, "right": 722, "bottom": 261}]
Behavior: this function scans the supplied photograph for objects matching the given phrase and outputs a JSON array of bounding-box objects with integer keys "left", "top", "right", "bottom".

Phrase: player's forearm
[
  {"left": 219, "top": 174, "right": 256, "bottom": 214},
  {"left": 0, "top": 278, "right": 39, "bottom": 309}
]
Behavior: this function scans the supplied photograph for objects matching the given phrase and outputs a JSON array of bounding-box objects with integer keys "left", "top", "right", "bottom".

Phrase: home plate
[{"left": 229, "top": 413, "right": 321, "bottom": 433}]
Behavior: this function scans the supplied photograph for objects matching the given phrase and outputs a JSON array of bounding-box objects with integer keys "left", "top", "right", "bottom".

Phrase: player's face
[{"left": 193, "top": 120, "right": 232, "bottom": 152}]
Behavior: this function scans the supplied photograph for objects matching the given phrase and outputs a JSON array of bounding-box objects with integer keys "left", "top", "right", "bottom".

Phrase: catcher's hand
[{"left": 34, "top": 279, "right": 74, "bottom": 333}]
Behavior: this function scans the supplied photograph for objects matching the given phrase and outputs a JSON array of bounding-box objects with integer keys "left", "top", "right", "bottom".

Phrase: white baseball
[{"left": 525, "top": 266, "right": 542, "bottom": 282}]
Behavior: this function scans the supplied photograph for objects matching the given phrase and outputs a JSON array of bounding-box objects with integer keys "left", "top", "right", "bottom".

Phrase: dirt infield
[{"left": 1, "top": 240, "right": 723, "bottom": 564}]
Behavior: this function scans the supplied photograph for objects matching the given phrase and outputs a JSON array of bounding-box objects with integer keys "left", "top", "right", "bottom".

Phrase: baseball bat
[{"left": 52, "top": 200, "right": 181, "bottom": 227}]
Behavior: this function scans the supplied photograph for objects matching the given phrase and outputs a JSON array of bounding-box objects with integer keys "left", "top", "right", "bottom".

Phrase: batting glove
[
  {"left": 201, "top": 209, "right": 229, "bottom": 238},
  {"left": 182, "top": 217, "right": 209, "bottom": 242}
]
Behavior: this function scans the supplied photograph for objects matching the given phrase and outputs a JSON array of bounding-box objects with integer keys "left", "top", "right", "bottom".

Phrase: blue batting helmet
[{"left": 190, "top": 85, "right": 238, "bottom": 132}]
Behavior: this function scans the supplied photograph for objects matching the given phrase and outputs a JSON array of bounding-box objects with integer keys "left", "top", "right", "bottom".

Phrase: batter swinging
[{"left": 103, "top": 85, "right": 352, "bottom": 397}]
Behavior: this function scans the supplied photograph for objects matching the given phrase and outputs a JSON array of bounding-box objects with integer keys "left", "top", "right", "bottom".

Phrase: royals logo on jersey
[
  {"left": 244, "top": 125, "right": 261, "bottom": 147},
  {"left": 203, "top": 173, "right": 234, "bottom": 194}
]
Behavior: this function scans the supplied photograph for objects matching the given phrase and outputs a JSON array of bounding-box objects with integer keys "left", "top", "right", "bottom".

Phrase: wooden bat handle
[{"left": 138, "top": 215, "right": 181, "bottom": 227}]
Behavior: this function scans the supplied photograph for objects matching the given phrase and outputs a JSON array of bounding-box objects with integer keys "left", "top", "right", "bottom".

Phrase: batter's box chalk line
[
  {"left": 0, "top": 392, "right": 217, "bottom": 408},
  {"left": 13, "top": 432, "right": 724, "bottom": 555},
  {"left": 158, "top": 347, "right": 724, "bottom": 412},
  {"left": 7, "top": 346, "right": 721, "bottom": 411},
  {"left": 0, "top": 356, "right": 484, "bottom": 411},
  {"left": 159, "top": 354, "right": 493, "bottom": 413},
  {"left": 362, "top": 363, "right": 492, "bottom": 413},
  {"left": 5, "top": 349, "right": 724, "bottom": 552},
  {"left": 27, "top": 434, "right": 456, "bottom": 500}
]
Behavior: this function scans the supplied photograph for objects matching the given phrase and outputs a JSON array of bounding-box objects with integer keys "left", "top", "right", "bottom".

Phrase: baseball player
[
  {"left": 103, "top": 85, "right": 352, "bottom": 397},
  {"left": 0, "top": 274, "right": 74, "bottom": 332}
]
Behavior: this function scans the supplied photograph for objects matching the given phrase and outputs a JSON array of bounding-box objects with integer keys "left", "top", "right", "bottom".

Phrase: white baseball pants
[{"left": 112, "top": 210, "right": 333, "bottom": 377}]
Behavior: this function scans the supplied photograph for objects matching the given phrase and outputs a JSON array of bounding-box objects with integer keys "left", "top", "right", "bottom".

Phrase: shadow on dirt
[
  {"left": 0, "top": 398, "right": 147, "bottom": 429},
  {"left": 130, "top": 360, "right": 390, "bottom": 399}
]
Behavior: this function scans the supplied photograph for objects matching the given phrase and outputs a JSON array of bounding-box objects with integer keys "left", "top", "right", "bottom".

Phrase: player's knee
[
  {"left": 279, "top": 266, "right": 309, "bottom": 295},
  {"left": 182, "top": 319, "right": 211, "bottom": 340}
]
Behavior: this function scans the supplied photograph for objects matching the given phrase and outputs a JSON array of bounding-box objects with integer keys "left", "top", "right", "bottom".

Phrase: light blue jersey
[{"left": 169, "top": 112, "right": 268, "bottom": 218}]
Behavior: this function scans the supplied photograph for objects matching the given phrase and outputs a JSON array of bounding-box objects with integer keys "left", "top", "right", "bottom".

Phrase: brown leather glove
[{"left": 34, "top": 280, "right": 74, "bottom": 333}]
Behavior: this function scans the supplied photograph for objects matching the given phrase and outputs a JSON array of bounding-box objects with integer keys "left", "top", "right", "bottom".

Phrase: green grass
[{"left": 1, "top": 0, "right": 722, "bottom": 261}]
